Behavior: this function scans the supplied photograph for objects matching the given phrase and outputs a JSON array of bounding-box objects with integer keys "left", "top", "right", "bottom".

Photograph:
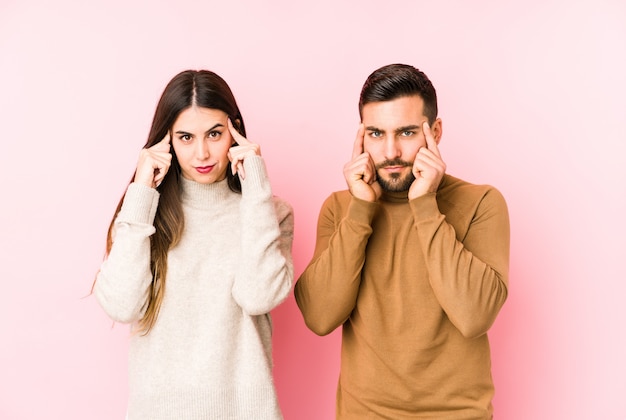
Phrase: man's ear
[{"left": 431, "top": 118, "right": 443, "bottom": 144}]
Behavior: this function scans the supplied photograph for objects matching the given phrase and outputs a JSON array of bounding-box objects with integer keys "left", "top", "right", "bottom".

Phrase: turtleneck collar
[
  {"left": 180, "top": 176, "right": 234, "bottom": 209},
  {"left": 380, "top": 190, "right": 410, "bottom": 203},
  {"left": 379, "top": 175, "right": 449, "bottom": 203}
]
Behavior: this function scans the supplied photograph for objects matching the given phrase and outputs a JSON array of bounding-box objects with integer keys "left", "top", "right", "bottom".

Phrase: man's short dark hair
[{"left": 359, "top": 64, "right": 438, "bottom": 124}]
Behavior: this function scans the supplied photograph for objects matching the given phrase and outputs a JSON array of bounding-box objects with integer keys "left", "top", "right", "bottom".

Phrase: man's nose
[{"left": 384, "top": 137, "right": 401, "bottom": 160}]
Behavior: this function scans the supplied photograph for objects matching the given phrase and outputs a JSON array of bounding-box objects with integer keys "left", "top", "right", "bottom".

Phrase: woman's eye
[
  {"left": 208, "top": 131, "right": 222, "bottom": 140},
  {"left": 180, "top": 134, "right": 192, "bottom": 142}
]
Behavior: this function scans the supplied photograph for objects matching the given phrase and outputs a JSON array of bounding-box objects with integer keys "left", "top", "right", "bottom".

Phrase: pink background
[{"left": 1, "top": 0, "right": 625, "bottom": 418}]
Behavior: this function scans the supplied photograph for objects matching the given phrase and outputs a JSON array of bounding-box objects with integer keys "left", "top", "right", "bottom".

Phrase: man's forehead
[{"left": 362, "top": 96, "right": 427, "bottom": 126}]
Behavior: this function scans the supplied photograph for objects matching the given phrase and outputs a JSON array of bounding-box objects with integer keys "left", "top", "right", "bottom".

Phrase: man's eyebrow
[
  {"left": 365, "top": 125, "right": 383, "bottom": 132},
  {"left": 395, "top": 125, "right": 421, "bottom": 133}
]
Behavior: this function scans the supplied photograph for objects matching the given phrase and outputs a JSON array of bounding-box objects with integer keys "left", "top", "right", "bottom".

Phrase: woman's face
[{"left": 171, "top": 106, "right": 234, "bottom": 184}]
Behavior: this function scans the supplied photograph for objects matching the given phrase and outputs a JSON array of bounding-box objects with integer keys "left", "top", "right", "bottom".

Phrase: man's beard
[{"left": 375, "top": 159, "right": 415, "bottom": 192}]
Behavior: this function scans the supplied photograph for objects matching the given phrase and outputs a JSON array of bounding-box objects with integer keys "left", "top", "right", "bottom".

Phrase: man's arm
[
  {"left": 295, "top": 125, "right": 382, "bottom": 335},
  {"left": 294, "top": 193, "right": 377, "bottom": 336},
  {"left": 407, "top": 122, "right": 509, "bottom": 338},
  {"left": 411, "top": 187, "right": 510, "bottom": 338}
]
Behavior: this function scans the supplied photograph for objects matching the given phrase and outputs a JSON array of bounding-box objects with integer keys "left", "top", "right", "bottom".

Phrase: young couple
[{"left": 94, "top": 65, "right": 509, "bottom": 420}]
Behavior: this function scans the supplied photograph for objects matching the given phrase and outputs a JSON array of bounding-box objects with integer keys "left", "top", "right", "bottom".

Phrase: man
[{"left": 294, "top": 64, "right": 510, "bottom": 419}]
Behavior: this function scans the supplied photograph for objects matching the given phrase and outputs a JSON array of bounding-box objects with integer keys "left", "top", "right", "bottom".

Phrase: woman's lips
[{"left": 195, "top": 165, "right": 214, "bottom": 174}]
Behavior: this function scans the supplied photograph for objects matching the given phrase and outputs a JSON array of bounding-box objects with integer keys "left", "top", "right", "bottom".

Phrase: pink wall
[{"left": 1, "top": 0, "right": 625, "bottom": 418}]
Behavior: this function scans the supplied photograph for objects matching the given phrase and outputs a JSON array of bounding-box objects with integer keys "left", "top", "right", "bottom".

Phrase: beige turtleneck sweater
[{"left": 95, "top": 156, "right": 293, "bottom": 419}]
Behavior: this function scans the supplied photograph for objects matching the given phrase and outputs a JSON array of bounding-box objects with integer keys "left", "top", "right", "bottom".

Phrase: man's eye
[
  {"left": 401, "top": 131, "right": 414, "bottom": 137},
  {"left": 370, "top": 131, "right": 382, "bottom": 138}
]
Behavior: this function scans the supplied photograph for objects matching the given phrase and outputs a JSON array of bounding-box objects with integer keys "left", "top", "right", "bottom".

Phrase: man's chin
[{"left": 378, "top": 174, "right": 415, "bottom": 193}]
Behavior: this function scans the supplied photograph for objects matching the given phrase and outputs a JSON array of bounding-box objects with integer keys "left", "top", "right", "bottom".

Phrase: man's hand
[
  {"left": 134, "top": 134, "right": 172, "bottom": 188},
  {"left": 343, "top": 124, "right": 381, "bottom": 202},
  {"left": 227, "top": 118, "right": 261, "bottom": 181},
  {"left": 408, "top": 122, "right": 446, "bottom": 200}
]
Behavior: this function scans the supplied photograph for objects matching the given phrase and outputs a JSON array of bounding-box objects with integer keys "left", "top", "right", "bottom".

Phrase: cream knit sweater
[{"left": 95, "top": 156, "right": 293, "bottom": 419}]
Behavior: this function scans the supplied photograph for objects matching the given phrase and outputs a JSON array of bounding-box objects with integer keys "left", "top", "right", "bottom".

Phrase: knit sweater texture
[
  {"left": 295, "top": 174, "right": 509, "bottom": 419},
  {"left": 95, "top": 156, "right": 293, "bottom": 420}
]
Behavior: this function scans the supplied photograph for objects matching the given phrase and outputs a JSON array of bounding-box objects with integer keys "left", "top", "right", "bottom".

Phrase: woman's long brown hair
[{"left": 100, "top": 70, "right": 246, "bottom": 335}]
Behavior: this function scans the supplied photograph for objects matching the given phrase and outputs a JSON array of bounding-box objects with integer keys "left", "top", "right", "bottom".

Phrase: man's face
[{"left": 362, "top": 95, "right": 441, "bottom": 192}]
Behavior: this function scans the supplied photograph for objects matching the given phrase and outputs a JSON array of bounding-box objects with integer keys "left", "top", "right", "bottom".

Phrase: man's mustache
[{"left": 375, "top": 159, "right": 413, "bottom": 169}]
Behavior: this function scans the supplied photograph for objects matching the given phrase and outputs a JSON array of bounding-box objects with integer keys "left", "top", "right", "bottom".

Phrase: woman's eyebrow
[
  {"left": 205, "top": 123, "right": 224, "bottom": 133},
  {"left": 174, "top": 123, "right": 224, "bottom": 136}
]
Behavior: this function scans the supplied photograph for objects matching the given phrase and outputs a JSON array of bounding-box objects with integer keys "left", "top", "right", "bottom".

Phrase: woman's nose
[{"left": 195, "top": 139, "right": 209, "bottom": 160}]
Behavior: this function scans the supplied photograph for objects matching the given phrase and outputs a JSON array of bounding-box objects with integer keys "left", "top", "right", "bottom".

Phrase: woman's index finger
[{"left": 228, "top": 118, "right": 249, "bottom": 145}]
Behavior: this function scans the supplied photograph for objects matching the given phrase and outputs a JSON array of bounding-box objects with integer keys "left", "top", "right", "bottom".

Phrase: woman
[{"left": 94, "top": 70, "right": 293, "bottom": 419}]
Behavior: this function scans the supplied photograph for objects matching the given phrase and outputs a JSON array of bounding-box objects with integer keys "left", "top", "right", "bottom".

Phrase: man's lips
[{"left": 383, "top": 165, "right": 408, "bottom": 172}]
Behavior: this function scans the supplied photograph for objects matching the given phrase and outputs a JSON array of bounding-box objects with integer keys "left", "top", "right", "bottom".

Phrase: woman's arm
[
  {"left": 231, "top": 156, "right": 294, "bottom": 315},
  {"left": 94, "top": 183, "right": 159, "bottom": 323}
]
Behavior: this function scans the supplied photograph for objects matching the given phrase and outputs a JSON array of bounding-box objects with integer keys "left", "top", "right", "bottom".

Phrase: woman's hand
[
  {"left": 227, "top": 119, "right": 260, "bottom": 180},
  {"left": 134, "top": 134, "right": 172, "bottom": 188}
]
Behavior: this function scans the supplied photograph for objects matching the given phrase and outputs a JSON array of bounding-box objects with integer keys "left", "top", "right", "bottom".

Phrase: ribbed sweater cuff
[
  {"left": 117, "top": 183, "right": 160, "bottom": 225},
  {"left": 347, "top": 196, "right": 378, "bottom": 226},
  {"left": 241, "top": 155, "right": 272, "bottom": 199},
  {"left": 409, "top": 192, "right": 440, "bottom": 221}
]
